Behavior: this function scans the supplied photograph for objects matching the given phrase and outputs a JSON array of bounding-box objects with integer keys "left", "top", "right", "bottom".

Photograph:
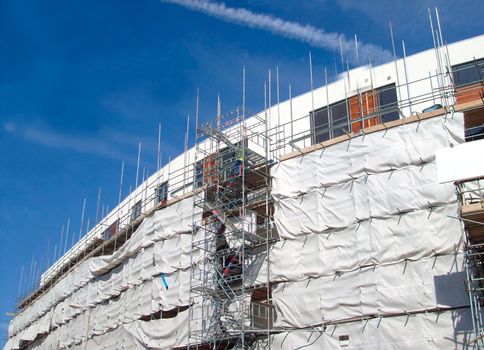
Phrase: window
[
  {"left": 311, "top": 100, "right": 349, "bottom": 144},
  {"left": 452, "top": 59, "right": 484, "bottom": 105},
  {"left": 312, "top": 108, "right": 330, "bottom": 143},
  {"left": 193, "top": 141, "right": 249, "bottom": 186},
  {"left": 452, "top": 58, "right": 484, "bottom": 87},
  {"left": 311, "top": 84, "right": 399, "bottom": 143},
  {"left": 349, "top": 84, "right": 399, "bottom": 133},
  {"left": 102, "top": 220, "right": 119, "bottom": 240},
  {"left": 377, "top": 84, "right": 399, "bottom": 123},
  {"left": 131, "top": 200, "right": 142, "bottom": 222},
  {"left": 194, "top": 161, "right": 204, "bottom": 189},
  {"left": 252, "top": 303, "right": 268, "bottom": 319},
  {"left": 220, "top": 148, "right": 236, "bottom": 180},
  {"left": 331, "top": 100, "right": 349, "bottom": 138},
  {"left": 155, "top": 182, "right": 168, "bottom": 205}
]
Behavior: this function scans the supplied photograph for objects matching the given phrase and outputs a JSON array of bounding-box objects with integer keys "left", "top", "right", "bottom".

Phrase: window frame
[
  {"left": 311, "top": 83, "right": 400, "bottom": 144},
  {"left": 102, "top": 219, "right": 119, "bottom": 241},
  {"left": 154, "top": 181, "right": 169, "bottom": 205},
  {"left": 311, "top": 99, "right": 350, "bottom": 144},
  {"left": 376, "top": 83, "right": 399, "bottom": 123},
  {"left": 130, "top": 200, "right": 142, "bottom": 222},
  {"left": 452, "top": 58, "right": 484, "bottom": 88}
]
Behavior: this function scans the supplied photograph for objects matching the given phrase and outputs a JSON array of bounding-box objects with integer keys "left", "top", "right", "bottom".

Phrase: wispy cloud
[
  {"left": 336, "top": 0, "right": 484, "bottom": 44},
  {"left": 3, "top": 122, "right": 143, "bottom": 164},
  {"left": 161, "top": 0, "right": 393, "bottom": 63}
]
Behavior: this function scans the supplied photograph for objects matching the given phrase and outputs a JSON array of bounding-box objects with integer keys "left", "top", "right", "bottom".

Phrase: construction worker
[
  {"left": 223, "top": 253, "right": 241, "bottom": 277},
  {"left": 233, "top": 147, "right": 244, "bottom": 176}
]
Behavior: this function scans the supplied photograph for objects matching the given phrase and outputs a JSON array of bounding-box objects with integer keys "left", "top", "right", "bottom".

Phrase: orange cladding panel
[
  {"left": 350, "top": 95, "right": 362, "bottom": 133},
  {"left": 456, "top": 83, "right": 484, "bottom": 104},
  {"left": 350, "top": 91, "right": 381, "bottom": 133}
]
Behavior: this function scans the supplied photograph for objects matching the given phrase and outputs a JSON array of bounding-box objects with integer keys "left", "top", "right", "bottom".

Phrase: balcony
[{"left": 459, "top": 178, "right": 484, "bottom": 244}]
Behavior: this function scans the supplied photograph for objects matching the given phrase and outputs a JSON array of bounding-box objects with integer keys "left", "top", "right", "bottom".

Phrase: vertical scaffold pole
[
  {"left": 402, "top": 40, "right": 412, "bottom": 114},
  {"left": 309, "top": 52, "right": 315, "bottom": 145},
  {"left": 389, "top": 22, "right": 402, "bottom": 111},
  {"left": 78, "top": 197, "right": 86, "bottom": 242},
  {"left": 17, "top": 265, "right": 24, "bottom": 300},
  {"left": 289, "top": 84, "right": 293, "bottom": 143},
  {"left": 242, "top": 66, "right": 246, "bottom": 118}
]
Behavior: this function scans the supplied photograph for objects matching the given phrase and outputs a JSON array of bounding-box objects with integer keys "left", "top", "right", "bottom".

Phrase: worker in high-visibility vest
[{"left": 233, "top": 147, "right": 244, "bottom": 176}]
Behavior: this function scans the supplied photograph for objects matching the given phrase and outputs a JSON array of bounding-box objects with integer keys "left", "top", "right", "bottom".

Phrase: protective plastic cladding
[
  {"left": 267, "top": 113, "right": 472, "bottom": 349},
  {"left": 5, "top": 199, "right": 204, "bottom": 350}
]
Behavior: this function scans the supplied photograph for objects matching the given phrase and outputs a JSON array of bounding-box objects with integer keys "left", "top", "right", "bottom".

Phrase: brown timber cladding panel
[
  {"left": 456, "top": 82, "right": 484, "bottom": 105},
  {"left": 350, "top": 91, "right": 380, "bottom": 133}
]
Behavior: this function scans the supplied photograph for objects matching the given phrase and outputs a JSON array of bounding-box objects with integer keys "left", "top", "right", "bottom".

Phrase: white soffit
[{"left": 436, "top": 139, "right": 484, "bottom": 183}]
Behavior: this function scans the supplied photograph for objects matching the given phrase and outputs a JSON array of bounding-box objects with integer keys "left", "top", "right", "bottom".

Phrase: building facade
[{"left": 5, "top": 35, "right": 484, "bottom": 349}]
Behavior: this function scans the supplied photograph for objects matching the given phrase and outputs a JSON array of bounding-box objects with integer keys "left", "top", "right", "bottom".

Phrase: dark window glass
[
  {"left": 102, "top": 220, "right": 119, "bottom": 240},
  {"left": 219, "top": 141, "right": 247, "bottom": 180},
  {"left": 155, "top": 182, "right": 168, "bottom": 204},
  {"left": 312, "top": 107, "right": 329, "bottom": 143},
  {"left": 331, "top": 100, "right": 349, "bottom": 137},
  {"left": 131, "top": 200, "right": 142, "bottom": 222},
  {"left": 312, "top": 84, "right": 400, "bottom": 142},
  {"left": 221, "top": 148, "right": 235, "bottom": 162},
  {"left": 378, "top": 84, "right": 399, "bottom": 123},
  {"left": 311, "top": 100, "right": 349, "bottom": 144},
  {"left": 194, "top": 161, "right": 204, "bottom": 189},
  {"left": 465, "top": 125, "right": 484, "bottom": 142},
  {"left": 220, "top": 148, "right": 235, "bottom": 180},
  {"left": 452, "top": 59, "right": 484, "bottom": 87}
]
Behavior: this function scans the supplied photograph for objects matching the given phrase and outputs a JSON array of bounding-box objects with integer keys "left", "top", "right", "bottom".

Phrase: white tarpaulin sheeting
[
  {"left": 272, "top": 253, "right": 467, "bottom": 328},
  {"left": 272, "top": 113, "right": 464, "bottom": 199},
  {"left": 270, "top": 204, "right": 463, "bottom": 281},
  {"left": 268, "top": 113, "right": 468, "bottom": 341},
  {"left": 6, "top": 197, "right": 201, "bottom": 346},
  {"left": 89, "top": 198, "right": 199, "bottom": 276},
  {"left": 30, "top": 307, "right": 196, "bottom": 350},
  {"left": 274, "top": 162, "right": 456, "bottom": 239},
  {"left": 123, "top": 308, "right": 190, "bottom": 349},
  {"left": 57, "top": 267, "right": 193, "bottom": 341},
  {"left": 269, "top": 308, "right": 472, "bottom": 350}
]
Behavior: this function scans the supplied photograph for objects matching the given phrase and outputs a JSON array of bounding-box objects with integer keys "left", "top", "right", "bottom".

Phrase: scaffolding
[
  {"left": 8, "top": 44, "right": 484, "bottom": 350},
  {"left": 17, "top": 51, "right": 483, "bottom": 313},
  {"left": 458, "top": 178, "right": 484, "bottom": 348},
  {"left": 188, "top": 107, "right": 276, "bottom": 349}
]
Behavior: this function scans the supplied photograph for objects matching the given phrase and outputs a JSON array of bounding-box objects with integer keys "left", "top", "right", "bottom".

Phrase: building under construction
[{"left": 4, "top": 29, "right": 484, "bottom": 349}]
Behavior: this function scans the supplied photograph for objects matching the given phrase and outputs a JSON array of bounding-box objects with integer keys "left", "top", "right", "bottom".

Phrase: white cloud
[
  {"left": 161, "top": 0, "right": 393, "bottom": 63},
  {"left": 3, "top": 122, "right": 142, "bottom": 164}
]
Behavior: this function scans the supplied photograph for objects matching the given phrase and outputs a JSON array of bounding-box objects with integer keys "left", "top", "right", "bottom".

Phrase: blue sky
[{"left": 0, "top": 0, "right": 482, "bottom": 344}]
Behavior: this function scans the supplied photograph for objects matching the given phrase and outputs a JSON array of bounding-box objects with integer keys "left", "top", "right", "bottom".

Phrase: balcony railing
[{"left": 458, "top": 178, "right": 484, "bottom": 207}]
